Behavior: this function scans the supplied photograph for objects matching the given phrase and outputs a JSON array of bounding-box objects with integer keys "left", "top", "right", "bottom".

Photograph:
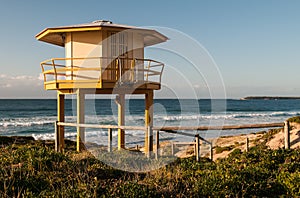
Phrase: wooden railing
[
  {"left": 40, "top": 57, "right": 164, "bottom": 86},
  {"left": 156, "top": 122, "right": 288, "bottom": 161},
  {"left": 54, "top": 121, "right": 291, "bottom": 162}
]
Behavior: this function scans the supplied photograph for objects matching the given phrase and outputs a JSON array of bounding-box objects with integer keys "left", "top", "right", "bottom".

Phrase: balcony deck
[{"left": 40, "top": 57, "right": 164, "bottom": 93}]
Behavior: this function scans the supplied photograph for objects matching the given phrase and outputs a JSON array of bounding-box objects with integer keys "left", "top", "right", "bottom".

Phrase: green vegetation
[
  {"left": 0, "top": 136, "right": 299, "bottom": 197},
  {"left": 287, "top": 116, "right": 300, "bottom": 123},
  {"left": 215, "top": 145, "right": 234, "bottom": 154}
]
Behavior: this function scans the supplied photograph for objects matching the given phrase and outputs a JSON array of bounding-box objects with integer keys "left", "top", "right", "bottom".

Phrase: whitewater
[{"left": 1, "top": 99, "right": 300, "bottom": 147}]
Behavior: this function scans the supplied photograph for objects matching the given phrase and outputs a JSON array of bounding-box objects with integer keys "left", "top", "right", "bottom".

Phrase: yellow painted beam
[
  {"left": 77, "top": 89, "right": 85, "bottom": 151},
  {"left": 145, "top": 91, "right": 154, "bottom": 155},
  {"left": 57, "top": 93, "right": 65, "bottom": 152},
  {"left": 117, "top": 94, "right": 125, "bottom": 150}
]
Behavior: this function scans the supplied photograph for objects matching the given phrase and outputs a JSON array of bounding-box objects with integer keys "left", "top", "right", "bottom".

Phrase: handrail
[
  {"left": 57, "top": 122, "right": 284, "bottom": 132},
  {"left": 55, "top": 120, "right": 290, "bottom": 161},
  {"left": 57, "top": 122, "right": 146, "bottom": 130},
  {"left": 154, "top": 122, "right": 284, "bottom": 131},
  {"left": 40, "top": 57, "right": 164, "bottom": 87}
]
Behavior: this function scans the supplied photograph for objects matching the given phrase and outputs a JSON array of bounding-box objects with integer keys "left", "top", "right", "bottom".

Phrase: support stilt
[
  {"left": 77, "top": 90, "right": 85, "bottom": 152},
  {"left": 145, "top": 91, "right": 153, "bottom": 157},
  {"left": 117, "top": 94, "right": 125, "bottom": 150},
  {"left": 56, "top": 93, "right": 65, "bottom": 152}
]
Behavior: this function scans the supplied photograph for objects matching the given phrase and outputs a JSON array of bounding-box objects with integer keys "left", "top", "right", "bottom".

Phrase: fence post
[
  {"left": 284, "top": 121, "right": 290, "bottom": 149},
  {"left": 246, "top": 137, "right": 249, "bottom": 152},
  {"left": 210, "top": 142, "right": 213, "bottom": 161},
  {"left": 108, "top": 128, "right": 112, "bottom": 152},
  {"left": 171, "top": 142, "right": 174, "bottom": 156},
  {"left": 146, "top": 126, "right": 153, "bottom": 158},
  {"left": 195, "top": 134, "right": 200, "bottom": 162},
  {"left": 155, "top": 130, "right": 159, "bottom": 160},
  {"left": 194, "top": 140, "right": 196, "bottom": 156},
  {"left": 54, "top": 121, "right": 59, "bottom": 152}
]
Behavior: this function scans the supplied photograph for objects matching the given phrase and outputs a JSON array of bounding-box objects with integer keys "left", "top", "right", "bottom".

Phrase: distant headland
[{"left": 241, "top": 96, "right": 300, "bottom": 100}]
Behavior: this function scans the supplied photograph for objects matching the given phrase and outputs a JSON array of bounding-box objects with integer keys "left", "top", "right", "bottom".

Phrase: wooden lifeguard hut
[{"left": 36, "top": 20, "right": 168, "bottom": 155}]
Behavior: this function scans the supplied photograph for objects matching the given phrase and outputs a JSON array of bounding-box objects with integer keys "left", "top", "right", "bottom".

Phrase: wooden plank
[
  {"left": 57, "top": 122, "right": 146, "bottom": 130},
  {"left": 54, "top": 83, "right": 102, "bottom": 89},
  {"left": 172, "top": 142, "right": 196, "bottom": 145},
  {"left": 154, "top": 122, "right": 284, "bottom": 131},
  {"left": 45, "top": 82, "right": 160, "bottom": 91},
  {"left": 45, "top": 79, "right": 102, "bottom": 83},
  {"left": 56, "top": 122, "right": 283, "bottom": 136},
  {"left": 160, "top": 130, "right": 196, "bottom": 137}
]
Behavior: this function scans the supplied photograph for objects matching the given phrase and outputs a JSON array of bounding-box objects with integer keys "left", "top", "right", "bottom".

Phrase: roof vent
[{"left": 92, "top": 20, "right": 112, "bottom": 24}]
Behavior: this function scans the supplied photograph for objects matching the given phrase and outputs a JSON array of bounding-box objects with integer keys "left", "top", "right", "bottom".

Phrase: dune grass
[
  {"left": 287, "top": 116, "right": 300, "bottom": 123},
  {"left": 0, "top": 136, "right": 299, "bottom": 197}
]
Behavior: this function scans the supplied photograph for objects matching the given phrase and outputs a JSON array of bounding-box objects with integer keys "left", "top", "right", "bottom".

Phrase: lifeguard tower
[{"left": 36, "top": 20, "right": 168, "bottom": 155}]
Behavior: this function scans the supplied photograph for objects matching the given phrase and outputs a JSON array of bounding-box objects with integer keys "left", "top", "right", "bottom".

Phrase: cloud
[
  {"left": 0, "top": 74, "right": 53, "bottom": 98},
  {"left": 0, "top": 74, "right": 8, "bottom": 78},
  {"left": 0, "top": 74, "right": 43, "bottom": 85},
  {"left": 0, "top": 83, "right": 12, "bottom": 88}
]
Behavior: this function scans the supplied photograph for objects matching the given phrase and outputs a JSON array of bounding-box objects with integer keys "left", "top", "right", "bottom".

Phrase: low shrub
[
  {"left": 0, "top": 139, "right": 299, "bottom": 197},
  {"left": 287, "top": 116, "right": 300, "bottom": 123},
  {"left": 215, "top": 145, "right": 234, "bottom": 154}
]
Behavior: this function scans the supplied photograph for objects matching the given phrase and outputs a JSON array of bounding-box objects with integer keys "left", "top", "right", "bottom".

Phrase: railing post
[
  {"left": 284, "top": 121, "right": 290, "bottom": 149},
  {"left": 54, "top": 121, "right": 59, "bottom": 152},
  {"left": 195, "top": 134, "right": 200, "bottom": 162},
  {"left": 246, "top": 137, "right": 249, "bottom": 152},
  {"left": 210, "top": 142, "right": 213, "bottom": 161},
  {"left": 155, "top": 130, "right": 159, "bottom": 160},
  {"left": 108, "top": 128, "right": 112, "bottom": 152},
  {"left": 194, "top": 140, "right": 196, "bottom": 156},
  {"left": 118, "top": 57, "right": 122, "bottom": 82},
  {"left": 146, "top": 126, "right": 153, "bottom": 158},
  {"left": 130, "top": 59, "right": 135, "bottom": 82}
]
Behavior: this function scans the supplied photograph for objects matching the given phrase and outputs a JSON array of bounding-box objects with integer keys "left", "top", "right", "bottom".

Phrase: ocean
[{"left": 1, "top": 99, "right": 300, "bottom": 147}]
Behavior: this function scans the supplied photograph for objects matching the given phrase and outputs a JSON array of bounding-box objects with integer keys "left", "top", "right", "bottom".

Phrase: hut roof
[{"left": 36, "top": 20, "right": 168, "bottom": 47}]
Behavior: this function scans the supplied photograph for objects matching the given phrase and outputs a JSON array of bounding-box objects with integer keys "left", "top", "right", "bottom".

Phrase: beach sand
[{"left": 172, "top": 122, "right": 300, "bottom": 161}]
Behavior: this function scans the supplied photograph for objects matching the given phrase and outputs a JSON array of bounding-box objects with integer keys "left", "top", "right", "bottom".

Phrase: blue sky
[{"left": 0, "top": 0, "right": 300, "bottom": 98}]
